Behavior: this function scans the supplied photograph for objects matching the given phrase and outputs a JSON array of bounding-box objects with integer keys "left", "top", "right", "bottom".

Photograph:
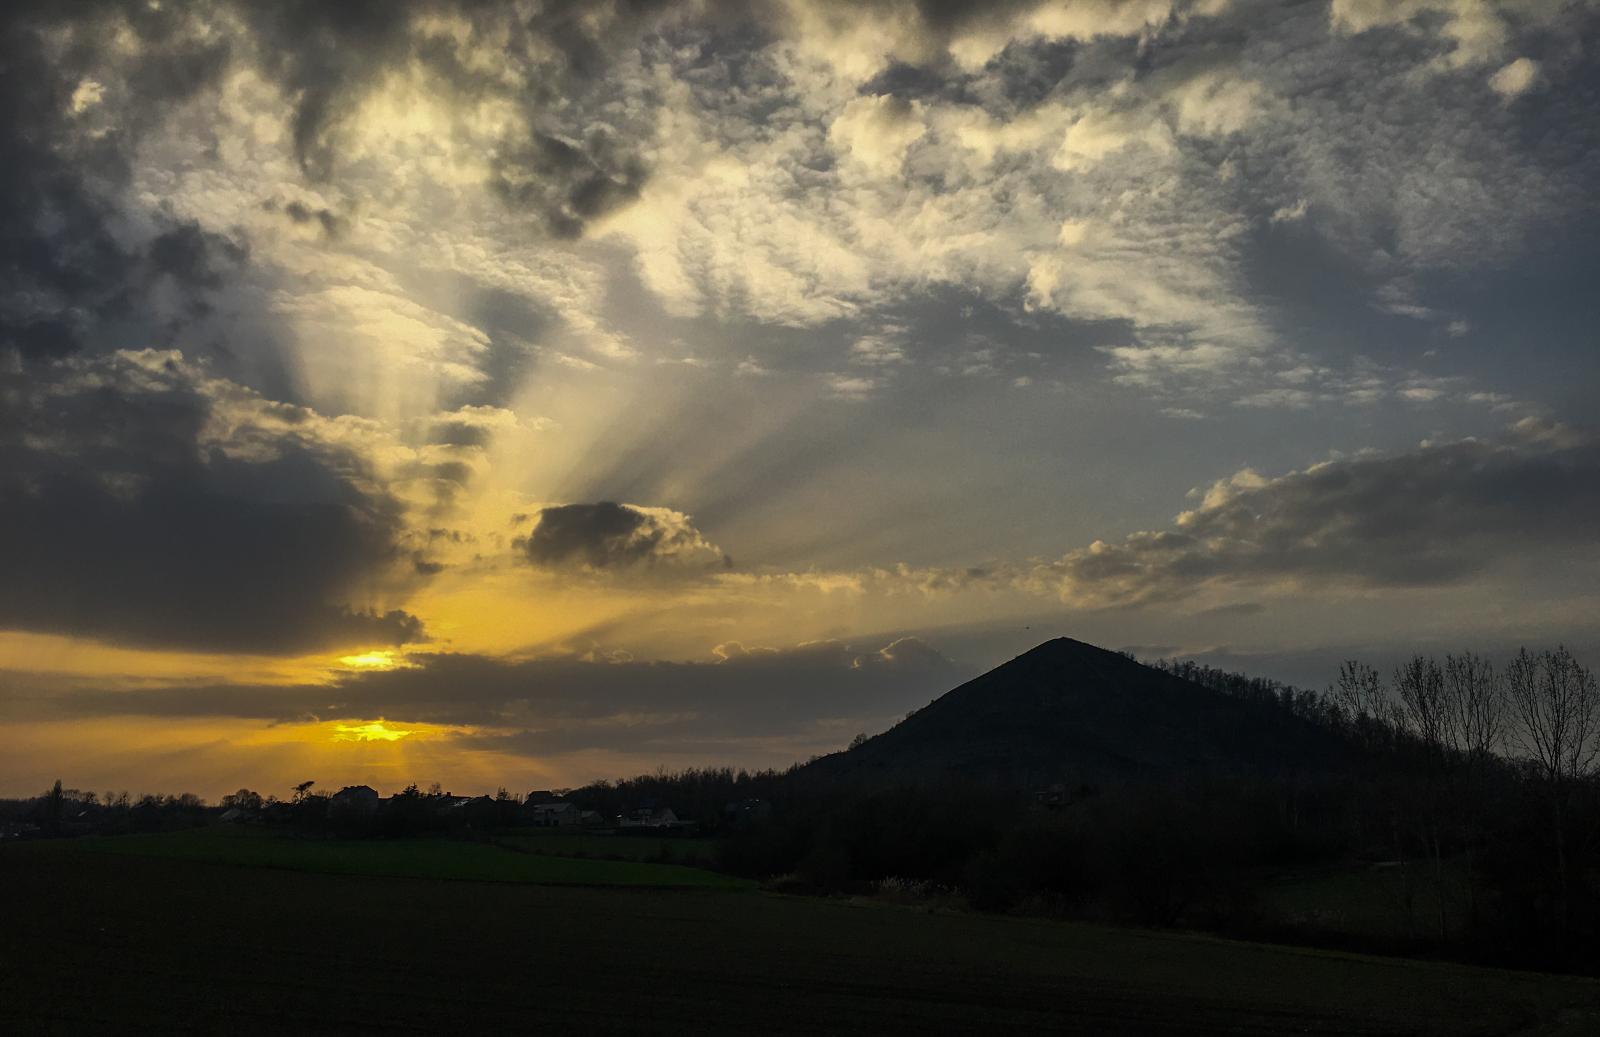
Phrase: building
[
  {"left": 330, "top": 785, "right": 380, "bottom": 815},
  {"left": 528, "top": 801, "right": 580, "bottom": 827},
  {"left": 617, "top": 806, "right": 683, "bottom": 830}
]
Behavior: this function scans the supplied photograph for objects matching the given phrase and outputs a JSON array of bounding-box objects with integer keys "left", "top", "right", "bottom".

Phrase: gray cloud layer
[
  {"left": 12, "top": 637, "right": 964, "bottom": 757},
  {"left": 1047, "top": 422, "right": 1600, "bottom": 607},
  {"left": 0, "top": 351, "right": 423, "bottom": 653}
]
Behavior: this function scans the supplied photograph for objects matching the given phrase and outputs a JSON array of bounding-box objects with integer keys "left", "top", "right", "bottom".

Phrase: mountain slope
[{"left": 804, "top": 637, "right": 1345, "bottom": 786}]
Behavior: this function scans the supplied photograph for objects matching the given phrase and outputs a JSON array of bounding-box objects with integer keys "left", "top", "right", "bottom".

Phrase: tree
[
  {"left": 45, "top": 779, "right": 64, "bottom": 835},
  {"left": 1334, "top": 660, "right": 1387, "bottom": 721},
  {"left": 222, "top": 789, "right": 263, "bottom": 812},
  {"left": 1332, "top": 660, "right": 1393, "bottom": 751},
  {"left": 1438, "top": 652, "right": 1506, "bottom": 926},
  {"left": 1393, "top": 656, "right": 1455, "bottom": 938},
  {"left": 291, "top": 780, "right": 316, "bottom": 803},
  {"left": 1442, "top": 652, "right": 1505, "bottom": 758},
  {"left": 1506, "top": 646, "right": 1598, "bottom": 927},
  {"left": 1395, "top": 656, "right": 1447, "bottom": 753},
  {"left": 1508, "top": 647, "right": 1598, "bottom": 785}
]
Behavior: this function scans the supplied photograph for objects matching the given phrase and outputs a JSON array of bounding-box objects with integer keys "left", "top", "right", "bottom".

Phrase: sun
[
  {"left": 337, "top": 650, "right": 407, "bottom": 671},
  {"left": 331, "top": 721, "right": 415, "bottom": 743}
]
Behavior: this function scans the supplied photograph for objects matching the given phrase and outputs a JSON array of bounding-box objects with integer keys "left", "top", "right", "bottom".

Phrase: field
[
  {"left": 3, "top": 835, "right": 1597, "bottom": 1035},
  {"left": 497, "top": 827, "right": 720, "bottom": 865},
  {"left": 1257, "top": 858, "right": 1473, "bottom": 943},
  {"left": 57, "top": 825, "right": 749, "bottom": 890}
]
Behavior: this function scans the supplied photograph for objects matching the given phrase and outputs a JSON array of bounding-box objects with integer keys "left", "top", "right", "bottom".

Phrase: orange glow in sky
[{"left": 332, "top": 721, "right": 417, "bottom": 743}]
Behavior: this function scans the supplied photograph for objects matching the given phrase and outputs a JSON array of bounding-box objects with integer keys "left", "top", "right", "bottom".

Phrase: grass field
[
  {"left": 1257, "top": 858, "right": 1472, "bottom": 942},
  {"left": 58, "top": 825, "right": 750, "bottom": 890},
  {"left": 2, "top": 837, "right": 1596, "bottom": 1035},
  {"left": 498, "top": 828, "right": 721, "bottom": 865}
]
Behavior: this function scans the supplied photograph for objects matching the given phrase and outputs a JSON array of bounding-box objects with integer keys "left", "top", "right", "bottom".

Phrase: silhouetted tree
[
  {"left": 1507, "top": 646, "right": 1598, "bottom": 927},
  {"left": 44, "top": 779, "right": 64, "bottom": 835},
  {"left": 222, "top": 789, "right": 263, "bottom": 812},
  {"left": 1443, "top": 652, "right": 1506, "bottom": 759}
]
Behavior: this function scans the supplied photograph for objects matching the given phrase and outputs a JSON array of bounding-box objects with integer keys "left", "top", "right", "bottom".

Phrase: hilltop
[{"left": 802, "top": 637, "right": 1347, "bottom": 787}]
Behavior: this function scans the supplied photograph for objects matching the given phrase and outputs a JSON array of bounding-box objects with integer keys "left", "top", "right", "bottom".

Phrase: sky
[{"left": 4, "top": 0, "right": 1599, "bottom": 800}]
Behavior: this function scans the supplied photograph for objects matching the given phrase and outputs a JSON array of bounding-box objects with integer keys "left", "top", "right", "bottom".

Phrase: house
[
  {"left": 330, "top": 785, "right": 380, "bottom": 815},
  {"left": 617, "top": 806, "right": 683, "bottom": 830},
  {"left": 528, "top": 802, "right": 579, "bottom": 828}
]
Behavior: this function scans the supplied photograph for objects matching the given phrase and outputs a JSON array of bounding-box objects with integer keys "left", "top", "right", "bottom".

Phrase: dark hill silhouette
[{"left": 803, "top": 637, "right": 1347, "bottom": 786}]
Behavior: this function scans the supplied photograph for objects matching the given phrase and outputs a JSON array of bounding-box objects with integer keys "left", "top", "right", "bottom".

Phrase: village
[
  {"left": 1, "top": 779, "right": 775, "bottom": 842},
  {"left": 308, "top": 784, "right": 689, "bottom": 833}
]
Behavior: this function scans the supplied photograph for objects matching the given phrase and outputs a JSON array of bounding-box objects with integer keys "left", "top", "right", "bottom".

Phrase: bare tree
[
  {"left": 1506, "top": 646, "right": 1598, "bottom": 927},
  {"left": 1393, "top": 656, "right": 1454, "bottom": 938},
  {"left": 1395, "top": 656, "right": 1447, "bottom": 752},
  {"left": 1442, "top": 652, "right": 1505, "bottom": 758},
  {"left": 1439, "top": 652, "right": 1505, "bottom": 927},
  {"left": 1507, "top": 646, "right": 1598, "bottom": 784},
  {"left": 1334, "top": 660, "right": 1386, "bottom": 720},
  {"left": 1333, "top": 660, "right": 1395, "bottom": 751}
]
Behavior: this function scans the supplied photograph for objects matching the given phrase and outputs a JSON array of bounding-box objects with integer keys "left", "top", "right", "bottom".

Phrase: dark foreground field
[{"left": 3, "top": 841, "right": 1596, "bottom": 1036}]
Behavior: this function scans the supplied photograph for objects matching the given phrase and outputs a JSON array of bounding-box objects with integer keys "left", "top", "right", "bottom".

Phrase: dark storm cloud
[
  {"left": 11, "top": 637, "right": 965, "bottom": 755},
  {"left": 0, "top": 352, "right": 424, "bottom": 653},
  {"left": 0, "top": 2, "right": 237, "bottom": 359},
  {"left": 521, "top": 502, "right": 728, "bottom": 572},
  {"left": 1048, "top": 423, "right": 1600, "bottom": 607}
]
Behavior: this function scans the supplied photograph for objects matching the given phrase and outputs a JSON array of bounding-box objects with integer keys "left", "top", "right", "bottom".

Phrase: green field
[
  {"left": 498, "top": 828, "right": 720, "bottom": 865},
  {"left": 59, "top": 825, "right": 750, "bottom": 890},
  {"left": 2, "top": 836, "right": 1596, "bottom": 1035}
]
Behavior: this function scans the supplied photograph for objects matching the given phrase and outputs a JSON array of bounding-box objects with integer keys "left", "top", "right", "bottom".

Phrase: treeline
[
  {"left": 569, "top": 767, "right": 793, "bottom": 830},
  {"left": 262, "top": 783, "right": 528, "bottom": 839},
  {"left": 0, "top": 781, "right": 211, "bottom": 835}
]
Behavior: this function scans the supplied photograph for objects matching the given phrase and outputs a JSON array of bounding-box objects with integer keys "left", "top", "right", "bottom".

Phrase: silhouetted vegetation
[
  {"left": 565, "top": 643, "right": 1600, "bottom": 975},
  {"left": 9, "top": 641, "right": 1598, "bottom": 976}
]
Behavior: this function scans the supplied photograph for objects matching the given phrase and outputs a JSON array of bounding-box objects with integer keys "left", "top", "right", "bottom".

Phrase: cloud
[
  {"left": 1489, "top": 57, "right": 1540, "bottom": 98},
  {"left": 780, "top": 0, "right": 1220, "bottom": 80},
  {"left": 0, "top": 3, "right": 305, "bottom": 373},
  {"left": 231, "top": 0, "right": 675, "bottom": 238},
  {"left": 521, "top": 502, "right": 728, "bottom": 573},
  {"left": 1039, "top": 423, "right": 1600, "bottom": 607},
  {"left": 15, "top": 637, "right": 967, "bottom": 759},
  {"left": 1327, "top": 0, "right": 1509, "bottom": 69},
  {"left": 0, "top": 350, "right": 425, "bottom": 653},
  {"left": 1270, "top": 199, "right": 1308, "bottom": 223},
  {"left": 829, "top": 94, "right": 926, "bottom": 177}
]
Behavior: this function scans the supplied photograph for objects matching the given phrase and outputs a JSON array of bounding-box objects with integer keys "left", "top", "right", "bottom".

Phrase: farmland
[
  {"left": 57, "top": 825, "right": 749, "bottom": 890},
  {"left": 497, "top": 827, "right": 721, "bottom": 865},
  {"left": 2, "top": 835, "right": 1596, "bottom": 1035}
]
